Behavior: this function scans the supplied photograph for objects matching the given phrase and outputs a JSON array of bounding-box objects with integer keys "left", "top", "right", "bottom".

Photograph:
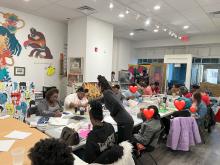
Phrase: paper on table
[
  {"left": 4, "top": 130, "right": 32, "bottom": 140},
  {"left": 0, "top": 140, "right": 15, "bottom": 151},
  {"left": 48, "top": 117, "right": 69, "bottom": 126},
  {"left": 104, "top": 116, "right": 117, "bottom": 125},
  {"left": 0, "top": 115, "right": 10, "bottom": 120}
]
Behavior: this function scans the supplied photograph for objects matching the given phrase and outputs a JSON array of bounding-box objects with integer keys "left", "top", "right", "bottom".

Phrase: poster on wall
[
  {"left": 128, "top": 64, "right": 150, "bottom": 83},
  {"left": 23, "top": 28, "right": 53, "bottom": 59},
  {"left": 69, "top": 57, "right": 83, "bottom": 73},
  {"left": 0, "top": 81, "right": 35, "bottom": 119},
  {"left": 83, "top": 82, "right": 101, "bottom": 100},
  {"left": 0, "top": 11, "right": 24, "bottom": 82}
]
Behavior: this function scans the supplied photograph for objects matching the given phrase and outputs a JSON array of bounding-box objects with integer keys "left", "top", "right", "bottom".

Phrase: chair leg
[{"left": 148, "top": 153, "right": 158, "bottom": 165}]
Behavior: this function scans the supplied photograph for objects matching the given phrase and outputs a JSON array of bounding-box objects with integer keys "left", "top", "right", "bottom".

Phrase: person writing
[
  {"left": 84, "top": 100, "right": 116, "bottom": 163},
  {"left": 97, "top": 75, "right": 134, "bottom": 143},
  {"left": 64, "top": 87, "right": 88, "bottom": 112},
  {"left": 37, "top": 88, "right": 63, "bottom": 117}
]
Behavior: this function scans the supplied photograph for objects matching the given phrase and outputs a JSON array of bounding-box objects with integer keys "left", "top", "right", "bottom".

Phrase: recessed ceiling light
[
  {"left": 169, "top": 31, "right": 172, "bottom": 35},
  {"left": 155, "top": 25, "right": 160, "bottom": 29},
  {"left": 183, "top": 25, "right": 189, "bottom": 29},
  {"left": 125, "top": 9, "right": 130, "bottom": 14},
  {"left": 109, "top": 2, "right": 114, "bottom": 9},
  {"left": 154, "top": 29, "right": 159, "bottom": 33},
  {"left": 163, "top": 28, "right": 167, "bottom": 32},
  {"left": 129, "top": 32, "right": 134, "bottom": 36},
  {"left": 24, "top": 0, "right": 30, "bottom": 2},
  {"left": 154, "top": 5, "right": 161, "bottom": 10},
  {"left": 178, "top": 36, "right": 182, "bottom": 40},
  {"left": 118, "top": 13, "right": 125, "bottom": 18},
  {"left": 145, "top": 19, "right": 151, "bottom": 26}
]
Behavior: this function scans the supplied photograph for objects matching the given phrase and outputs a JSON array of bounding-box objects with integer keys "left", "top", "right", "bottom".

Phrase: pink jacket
[{"left": 166, "top": 117, "right": 201, "bottom": 151}]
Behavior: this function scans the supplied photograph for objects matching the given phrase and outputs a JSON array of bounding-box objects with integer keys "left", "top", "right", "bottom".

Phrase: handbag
[{"left": 60, "top": 126, "right": 80, "bottom": 146}]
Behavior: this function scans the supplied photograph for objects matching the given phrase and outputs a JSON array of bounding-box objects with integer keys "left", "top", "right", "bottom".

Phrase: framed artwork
[
  {"left": 14, "top": 67, "right": 25, "bottom": 76},
  {"left": 69, "top": 57, "right": 83, "bottom": 74}
]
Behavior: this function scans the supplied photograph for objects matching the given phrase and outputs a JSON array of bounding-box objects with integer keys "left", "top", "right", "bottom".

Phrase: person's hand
[
  {"left": 69, "top": 103, "right": 75, "bottom": 109},
  {"left": 54, "top": 111, "right": 62, "bottom": 117}
]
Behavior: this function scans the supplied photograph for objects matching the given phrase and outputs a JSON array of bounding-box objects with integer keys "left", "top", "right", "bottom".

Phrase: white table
[{"left": 26, "top": 102, "right": 177, "bottom": 151}]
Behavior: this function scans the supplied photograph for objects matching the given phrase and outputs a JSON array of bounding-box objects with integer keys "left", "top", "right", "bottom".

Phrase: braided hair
[{"left": 97, "top": 75, "right": 112, "bottom": 92}]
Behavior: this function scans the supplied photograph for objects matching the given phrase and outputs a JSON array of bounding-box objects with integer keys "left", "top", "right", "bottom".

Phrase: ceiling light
[
  {"left": 125, "top": 9, "right": 130, "bottom": 14},
  {"left": 23, "top": 0, "right": 30, "bottom": 2},
  {"left": 169, "top": 31, "right": 172, "bottom": 35},
  {"left": 118, "top": 13, "right": 125, "bottom": 18},
  {"left": 155, "top": 25, "right": 160, "bottom": 29},
  {"left": 136, "top": 14, "right": 140, "bottom": 20},
  {"left": 129, "top": 32, "right": 134, "bottom": 36},
  {"left": 154, "top": 29, "right": 159, "bottom": 33},
  {"left": 109, "top": 2, "right": 114, "bottom": 9},
  {"left": 145, "top": 19, "right": 151, "bottom": 26},
  {"left": 178, "top": 36, "right": 182, "bottom": 40},
  {"left": 183, "top": 25, "right": 189, "bottom": 29},
  {"left": 163, "top": 28, "right": 167, "bottom": 32},
  {"left": 154, "top": 5, "right": 161, "bottom": 10}
]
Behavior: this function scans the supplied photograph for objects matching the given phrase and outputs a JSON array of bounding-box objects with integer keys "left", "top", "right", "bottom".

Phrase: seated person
[
  {"left": 172, "top": 97, "right": 192, "bottom": 118},
  {"left": 124, "top": 84, "right": 141, "bottom": 100},
  {"left": 192, "top": 92, "right": 208, "bottom": 126},
  {"left": 179, "top": 86, "right": 192, "bottom": 98},
  {"left": 29, "top": 138, "right": 74, "bottom": 165},
  {"left": 170, "top": 84, "right": 180, "bottom": 96},
  {"left": 37, "top": 88, "right": 63, "bottom": 117},
  {"left": 143, "top": 83, "right": 155, "bottom": 96},
  {"left": 64, "top": 87, "right": 88, "bottom": 112},
  {"left": 133, "top": 105, "right": 161, "bottom": 146},
  {"left": 112, "top": 84, "right": 125, "bottom": 102},
  {"left": 154, "top": 82, "right": 160, "bottom": 94},
  {"left": 84, "top": 100, "right": 116, "bottom": 163}
]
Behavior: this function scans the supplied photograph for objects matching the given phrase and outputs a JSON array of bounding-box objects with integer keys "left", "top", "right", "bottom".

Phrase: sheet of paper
[
  {"left": 48, "top": 117, "right": 69, "bottom": 126},
  {"left": 0, "top": 140, "right": 15, "bottom": 151},
  {"left": 0, "top": 115, "right": 10, "bottom": 120},
  {"left": 4, "top": 130, "right": 32, "bottom": 140}
]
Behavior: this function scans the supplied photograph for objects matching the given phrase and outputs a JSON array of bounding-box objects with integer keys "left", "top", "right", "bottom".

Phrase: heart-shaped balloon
[
  {"left": 174, "top": 100, "right": 186, "bottom": 111},
  {"left": 129, "top": 85, "right": 138, "bottom": 93},
  {"left": 143, "top": 108, "right": 155, "bottom": 120},
  {"left": 190, "top": 106, "right": 197, "bottom": 113}
]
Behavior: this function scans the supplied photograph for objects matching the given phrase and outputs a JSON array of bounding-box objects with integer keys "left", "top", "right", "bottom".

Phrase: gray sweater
[
  {"left": 134, "top": 119, "right": 161, "bottom": 145},
  {"left": 37, "top": 99, "right": 63, "bottom": 117}
]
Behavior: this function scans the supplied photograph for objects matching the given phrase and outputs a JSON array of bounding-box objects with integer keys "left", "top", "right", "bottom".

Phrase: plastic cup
[{"left": 11, "top": 147, "right": 25, "bottom": 165}]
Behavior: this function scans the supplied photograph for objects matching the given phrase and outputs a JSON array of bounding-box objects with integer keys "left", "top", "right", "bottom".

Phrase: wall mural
[
  {"left": 0, "top": 81, "right": 35, "bottom": 119},
  {"left": 23, "top": 28, "right": 53, "bottom": 59},
  {"left": 0, "top": 11, "right": 24, "bottom": 81}
]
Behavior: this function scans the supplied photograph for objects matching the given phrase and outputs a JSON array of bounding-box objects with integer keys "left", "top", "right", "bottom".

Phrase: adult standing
[{"left": 97, "top": 75, "right": 134, "bottom": 143}]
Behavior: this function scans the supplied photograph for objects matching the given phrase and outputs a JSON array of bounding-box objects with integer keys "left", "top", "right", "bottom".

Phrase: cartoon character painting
[
  {"left": 23, "top": 28, "right": 53, "bottom": 59},
  {"left": 0, "top": 11, "right": 24, "bottom": 82}
]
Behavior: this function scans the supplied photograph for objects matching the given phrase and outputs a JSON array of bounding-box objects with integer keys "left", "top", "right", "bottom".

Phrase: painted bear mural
[{"left": 23, "top": 28, "right": 53, "bottom": 59}]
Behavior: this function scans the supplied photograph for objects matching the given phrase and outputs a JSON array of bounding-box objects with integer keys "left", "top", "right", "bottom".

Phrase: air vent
[
  {"left": 77, "top": 6, "right": 97, "bottom": 15},
  {"left": 134, "top": 28, "right": 147, "bottom": 32},
  {"left": 209, "top": 11, "right": 220, "bottom": 18}
]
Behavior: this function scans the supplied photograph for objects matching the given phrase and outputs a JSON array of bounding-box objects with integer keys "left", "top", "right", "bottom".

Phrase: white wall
[
  {"left": 135, "top": 44, "right": 220, "bottom": 61},
  {"left": 85, "top": 17, "right": 113, "bottom": 82},
  {"left": 112, "top": 38, "right": 136, "bottom": 79},
  {"left": 0, "top": 7, "right": 67, "bottom": 91}
]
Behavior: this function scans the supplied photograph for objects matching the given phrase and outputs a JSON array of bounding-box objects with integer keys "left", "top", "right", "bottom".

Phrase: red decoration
[
  {"left": 129, "top": 85, "right": 138, "bottom": 93},
  {"left": 190, "top": 106, "right": 197, "bottom": 113},
  {"left": 143, "top": 108, "right": 155, "bottom": 120},
  {"left": 181, "top": 35, "right": 189, "bottom": 42},
  {"left": 174, "top": 100, "right": 186, "bottom": 111}
]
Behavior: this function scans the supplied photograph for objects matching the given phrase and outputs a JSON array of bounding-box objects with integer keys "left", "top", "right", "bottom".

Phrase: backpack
[{"left": 60, "top": 127, "right": 80, "bottom": 146}]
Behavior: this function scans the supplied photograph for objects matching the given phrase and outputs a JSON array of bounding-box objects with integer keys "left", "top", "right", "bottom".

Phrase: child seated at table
[
  {"left": 133, "top": 105, "right": 162, "bottom": 146},
  {"left": 29, "top": 138, "right": 75, "bottom": 165},
  {"left": 84, "top": 100, "right": 117, "bottom": 163},
  {"left": 124, "top": 84, "right": 141, "bottom": 100}
]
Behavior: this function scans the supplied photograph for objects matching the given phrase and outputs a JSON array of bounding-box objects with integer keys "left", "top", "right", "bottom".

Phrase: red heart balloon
[
  {"left": 174, "top": 100, "right": 186, "bottom": 111},
  {"left": 129, "top": 86, "right": 138, "bottom": 93},
  {"left": 190, "top": 106, "right": 197, "bottom": 113},
  {"left": 143, "top": 108, "right": 155, "bottom": 120}
]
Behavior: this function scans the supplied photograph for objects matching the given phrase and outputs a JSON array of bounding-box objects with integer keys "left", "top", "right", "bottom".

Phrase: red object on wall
[
  {"left": 95, "top": 47, "right": 98, "bottom": 52},
  {"left": 181, "top": 35, "right": 189, "bottom": 42}
]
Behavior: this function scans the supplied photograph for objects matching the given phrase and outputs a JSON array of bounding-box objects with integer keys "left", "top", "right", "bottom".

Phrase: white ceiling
[{"left": 1, "top": 0, "right": 220, "bottom": 41}]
